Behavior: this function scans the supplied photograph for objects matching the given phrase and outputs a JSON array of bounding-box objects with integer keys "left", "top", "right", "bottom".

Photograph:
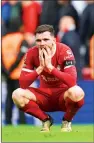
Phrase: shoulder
[
  {"left": 27, "top": 46, "right": 38, "bottom": 54},
  {"left": 25, "top": 46, "right": 38, "bottom": 61},
  {"left": 56, "top": 42, "right": 74, "bottom": 62},
  {"left": 56, "top": 42, "right": 71, "bottom": 53}
]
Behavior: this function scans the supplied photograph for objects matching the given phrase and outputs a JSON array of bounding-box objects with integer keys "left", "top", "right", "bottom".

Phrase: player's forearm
[
  {"left": 19, "top": 66, "right": 44, "bottom": 89},
  {"left": 19, "top": 70, "right": 39, "bottom": 89},
  {"left": 51, "top": 68, "right": 77, "bottom": 87},
  {"left": 36, "top": 66, "right": 44, "bottom": 75}
]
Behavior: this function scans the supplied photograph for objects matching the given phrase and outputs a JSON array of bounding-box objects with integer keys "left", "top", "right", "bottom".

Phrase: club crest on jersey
[
  {"left": 64, "top": 49, "right": 73, "bottom": 60},
  {"left": 66, "top": 50, "right": 73, "bottom": 55}
]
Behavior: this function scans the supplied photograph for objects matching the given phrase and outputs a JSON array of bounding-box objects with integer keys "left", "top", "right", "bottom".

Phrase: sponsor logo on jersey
[{"left": 41, "top": 75, "right": 59, "bottom": 82}]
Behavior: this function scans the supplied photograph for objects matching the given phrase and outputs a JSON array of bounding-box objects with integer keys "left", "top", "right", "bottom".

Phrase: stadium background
[
  {"left": 1, "top": 0, "right": 94, "bottom": 136},
  {"left": 1, "top": 1, "right": 94, "bottom": 142}
]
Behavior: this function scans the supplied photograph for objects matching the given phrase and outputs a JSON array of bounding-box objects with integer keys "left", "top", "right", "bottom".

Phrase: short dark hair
[{"left": 35, "top": 24, "right": 55, "bottom": 36}]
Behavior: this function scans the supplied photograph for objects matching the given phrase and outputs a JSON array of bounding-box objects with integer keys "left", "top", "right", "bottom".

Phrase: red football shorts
[{"left": 27, "top": 87, "right": 68, "bottom": 112}]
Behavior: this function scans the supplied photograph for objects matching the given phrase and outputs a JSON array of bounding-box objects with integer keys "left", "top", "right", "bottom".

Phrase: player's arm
[
  {"left": 43, "top": 46, "right": 77, "bottom": 88},
  {"left": 51, "top": 48, "right": 77, "bottom": 88},
  {"left": 19, "top": 49, "right": 44, "bottom": 89},
  {"left": 51, "top": 61, "right": 77, "bottom": 88}
]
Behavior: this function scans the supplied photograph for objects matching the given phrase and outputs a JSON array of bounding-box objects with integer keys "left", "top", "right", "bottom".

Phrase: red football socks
[
  {"left": 20, "top": 100, "right": 49, "bottom": 121},
  {"left": 63, "top": 97, "right": 84, "bottom": 122}
]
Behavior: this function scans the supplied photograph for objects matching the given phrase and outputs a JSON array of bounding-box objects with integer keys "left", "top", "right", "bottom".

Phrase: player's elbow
[
  {"left": 19, "top": 78, "right": 28, "bottom": 89},
  {"left": 67, "top": 77, "right": 76, "bottom": 88}
]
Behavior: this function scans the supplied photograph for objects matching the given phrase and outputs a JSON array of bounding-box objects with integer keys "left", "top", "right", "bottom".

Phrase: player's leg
[
  {"left": 12, "top": 88, "right": 53, "bottom": 132},
  {"left": 59, "top": 85, "right": 85, "bottom": 132},
  {"left": 12, "top": 88, "right": 50, "bottom": 122}
]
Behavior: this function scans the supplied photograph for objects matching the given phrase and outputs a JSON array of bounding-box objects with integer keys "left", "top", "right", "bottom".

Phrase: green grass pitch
[{"left": 2, "top": 124, "right": 93, "bottom": 142}]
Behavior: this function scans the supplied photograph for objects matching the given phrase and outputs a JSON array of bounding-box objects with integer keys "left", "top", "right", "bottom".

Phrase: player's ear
[{"left": 53, "top": 37, "right": 56, "bottom": 42}]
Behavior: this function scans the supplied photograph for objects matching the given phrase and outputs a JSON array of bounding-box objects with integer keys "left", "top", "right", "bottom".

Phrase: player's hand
[
  {"left": 36, "top": 48, "right": 44, "bottom": 75},
  {"left": 39, "top": 48, "right": 45, "bottom": 67},
  {"left": 43, "top": 47, "right": 54, "bottom": 72}
]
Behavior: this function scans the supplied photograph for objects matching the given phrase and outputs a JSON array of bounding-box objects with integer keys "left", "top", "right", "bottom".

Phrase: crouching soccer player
[{"left": 12, "top": 24, "right": 85, "bottom": 132}]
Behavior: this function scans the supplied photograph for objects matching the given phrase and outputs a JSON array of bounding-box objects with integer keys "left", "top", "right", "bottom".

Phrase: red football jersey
[{"left": 19, "top": 42, "right": 77, "bottom": 88}]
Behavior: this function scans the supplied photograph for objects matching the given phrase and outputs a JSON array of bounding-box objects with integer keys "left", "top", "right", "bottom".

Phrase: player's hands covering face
[
  {"left": 39, "top": 46, "right": 54, "bottom": 72},
  {"left": 39, "top": 48, "right": 45, "bottom": 68},
  {"left": 42, "top": 47, "right": 54, "bottom": 72}
]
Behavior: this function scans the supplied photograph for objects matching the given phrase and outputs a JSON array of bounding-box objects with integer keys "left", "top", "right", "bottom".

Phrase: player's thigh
[{"left": 27, "top": 87, "right": 53, "bottom": 112}]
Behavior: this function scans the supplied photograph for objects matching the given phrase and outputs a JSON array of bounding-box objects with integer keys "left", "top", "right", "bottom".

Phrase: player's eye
[
  {"left": 43, "top": 38, "right": 49, "bottom": 41},
  {"left": 36, "top": 39, "right": 41, "bottom": 42}
]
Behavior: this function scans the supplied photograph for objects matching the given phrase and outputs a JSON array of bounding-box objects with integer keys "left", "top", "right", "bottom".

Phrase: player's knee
[
  {"left": 12, "top": 88, "right": 25, "bottom": 107},
  {"left": 67, "top": 85, "right": 85, "bottom": 102},
  {"left": 12, "top": 88, "right": 20, "bottom": 101}
]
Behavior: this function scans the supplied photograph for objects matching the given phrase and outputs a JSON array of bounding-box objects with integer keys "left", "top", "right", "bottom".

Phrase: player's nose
[{"left": 40, "top": 40, "right": 45, "bottom": 45}]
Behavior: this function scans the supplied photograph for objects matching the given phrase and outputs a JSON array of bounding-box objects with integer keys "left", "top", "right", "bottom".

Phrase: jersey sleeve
[
  {"left": 22, "top": 49, "right": 34, "bottom": 70},
  {"left": 51, "top": 45, "right": 77, "bottom": 87},
  {"left": 19, "top": 49, "right": 39, "bottom": 89},
  {"left": 62, "top": 46, "right": 75, "bottom": 67},
  {"left": 62, "top": 46, "right": 77, "bottom": 79}
]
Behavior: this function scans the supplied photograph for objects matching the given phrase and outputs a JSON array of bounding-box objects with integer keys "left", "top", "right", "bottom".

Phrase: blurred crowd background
[{"left": 1, "top": 0, "right": 94, "bottom": 125}]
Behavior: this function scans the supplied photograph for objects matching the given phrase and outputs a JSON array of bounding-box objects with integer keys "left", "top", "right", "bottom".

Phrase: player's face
[{"left": 35, "top": 31, "right": 55, "bottom": 49}]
